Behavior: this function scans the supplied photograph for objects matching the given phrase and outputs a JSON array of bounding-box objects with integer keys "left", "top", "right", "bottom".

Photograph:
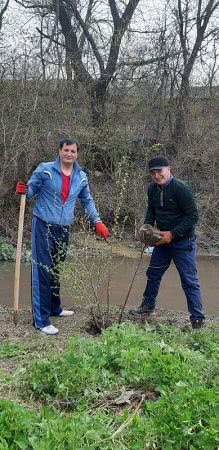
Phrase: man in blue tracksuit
[
  {"left": 129, "top": 156, "right": 205, "bottom": 329},
  {"left": 16, "top": 137, "right": 109, "bottom": 335}
]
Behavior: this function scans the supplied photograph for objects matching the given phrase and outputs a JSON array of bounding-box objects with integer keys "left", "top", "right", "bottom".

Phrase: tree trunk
[
  {"left": 90, "top": 82, "right": 108, "bottom": 127},
  {"left": 173, "top": 74, "right": 189, "bottom": 143}
]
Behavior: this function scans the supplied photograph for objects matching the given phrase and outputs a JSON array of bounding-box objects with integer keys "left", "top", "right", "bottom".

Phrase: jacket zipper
[{"left": 160, "top": 188, "right": 164, "bottom": 207}]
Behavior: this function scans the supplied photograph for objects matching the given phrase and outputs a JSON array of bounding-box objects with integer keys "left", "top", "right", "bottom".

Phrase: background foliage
[{"left": 0, "top": 0, "right": 218, "bottom": 242}]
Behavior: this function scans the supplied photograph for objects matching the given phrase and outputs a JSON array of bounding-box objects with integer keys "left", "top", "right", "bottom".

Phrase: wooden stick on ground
[
  {"left": 13, "top": 151, "right": 27, "bottom": 325},
  {"left": 13, "top": 193, "right": 26, "bottom": 325}
]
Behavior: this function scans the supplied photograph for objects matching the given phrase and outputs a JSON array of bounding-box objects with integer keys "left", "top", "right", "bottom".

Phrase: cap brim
[{"left": 149, "top": 166, "right": 167, "bottom": 170}]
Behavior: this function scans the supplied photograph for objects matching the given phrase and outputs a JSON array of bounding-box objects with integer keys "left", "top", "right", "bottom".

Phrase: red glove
[
  {"left": 156, "top": 231, "right": 173, "bottom": 246},
  {"left": 95, "top": 222, "right": 109, "bottom": 239},
  {"left": 16, "top": 181, "right": 28, "bottom": 194}
]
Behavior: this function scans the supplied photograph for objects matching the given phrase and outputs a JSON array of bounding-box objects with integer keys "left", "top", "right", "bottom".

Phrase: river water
[{"left": 0, "top": 255, "right": 219, "bottom": 315}]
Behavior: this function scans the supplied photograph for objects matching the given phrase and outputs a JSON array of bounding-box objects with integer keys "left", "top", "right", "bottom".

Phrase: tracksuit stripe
[{"left": 32, "top": 216, "right": 46, "bottom": 328}]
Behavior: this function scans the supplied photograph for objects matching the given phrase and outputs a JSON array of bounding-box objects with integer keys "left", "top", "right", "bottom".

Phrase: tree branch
[
  {"left": 14, "top": 0, "right": 45, "bottom": 9},
  {"left": 36, "top": 27, "right": 66, "bottom": 48},
  {"left": 119, "top": 55, "right": 167, "bottom": 67},
  {"left": 0, "top": 0, "right": 10, "bottom": 31},
  {"left": 108, "top": 0, "right": 120, "bottom": 28},
  {"left": 177, "top": 0, "right": 188, "bottom": 65},
  {"left": 102, "top": 0, "right": 141, "bottom": 88},
  {"left": 186, "top": 0, "right": 219, "bottom": 76},
  {"left": 197, "top": 0, "right": 202, "bottom": 31},
  {"left": 201, "top": 0, "right": 219, "bottom": 31},
  {"left": 57, "top": 0, "right": 94, "bottom": 88},
  {"left": 121, "top": 0, "right": 141, "bottom": 30},
  {"left": 79, "top": 0, "right": 95, "bottom": 51},
  {"left": 67, "top": 0, "right": 105, "bottom": 73},
  {"left": 0, "top": 0, "right": 10, "bottom": 15}
]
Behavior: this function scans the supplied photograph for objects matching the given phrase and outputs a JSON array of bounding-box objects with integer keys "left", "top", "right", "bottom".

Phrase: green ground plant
[
  {"left": 0, "top": 323, "right": 215, "bottom": 449},
  {"left": 0, "top": 238, "right": 32, "bottom": 262},
  {"left": 0, "top": 341, "right": 25, "bottom": 359},
  {"left": 0, "top": 240, "right": 15, "bottom": 262}
]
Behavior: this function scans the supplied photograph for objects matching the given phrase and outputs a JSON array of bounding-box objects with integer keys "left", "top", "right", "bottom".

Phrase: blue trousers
[
  {"left": 32, "top": 216, "right": 69, "bottom": 328},
  {"left": 143, "top": 236, "right": 205, "bottom": 320}
]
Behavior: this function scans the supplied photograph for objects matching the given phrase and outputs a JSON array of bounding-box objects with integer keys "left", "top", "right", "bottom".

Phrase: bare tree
[
  {"left": 0, "top": 0, "right": 10, "bottom": 31},
  {"left": 200, "top": 37, "right": 219, "bottom": 95},
  {"left": 14, "top": 0, "right": 145, "bottom": 126},
  {"left": 173, "top": 0, "right": 219, "bottom": 142},
  {"left": 55, "top": 0, "right": 143, "bottom": 126}
]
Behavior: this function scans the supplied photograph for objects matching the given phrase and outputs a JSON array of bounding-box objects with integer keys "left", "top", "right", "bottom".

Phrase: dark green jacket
[{"left": 144, "top": 177, "right": 199, "bottom": 239}]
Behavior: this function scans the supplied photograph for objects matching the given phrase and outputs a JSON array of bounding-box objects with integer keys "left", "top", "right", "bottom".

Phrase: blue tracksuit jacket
[{"left": 27, "top": 156, "right": 100, "bottom": 225}]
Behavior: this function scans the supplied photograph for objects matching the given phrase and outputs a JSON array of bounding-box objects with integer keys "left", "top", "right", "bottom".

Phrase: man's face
[
  {"left": 59, "top": 143, "right": 78, "bottom": 165},
  {"left": 149, "top": 166, "right": 171, "bottom": 186}
]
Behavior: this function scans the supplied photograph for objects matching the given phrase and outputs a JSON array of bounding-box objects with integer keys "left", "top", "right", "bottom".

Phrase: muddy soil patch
[{"left": 1, "top": 304, "right": 218, "bottom": 344}]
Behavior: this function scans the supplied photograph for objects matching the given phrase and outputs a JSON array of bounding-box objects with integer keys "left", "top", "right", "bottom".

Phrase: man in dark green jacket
[{"left": 129, "top": 156, "right": 205, "bottom": 329}]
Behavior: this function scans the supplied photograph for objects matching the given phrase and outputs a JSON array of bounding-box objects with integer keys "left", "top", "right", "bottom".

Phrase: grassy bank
[{"left": 0, "top": 321, "right": 218, "bottom": 449}]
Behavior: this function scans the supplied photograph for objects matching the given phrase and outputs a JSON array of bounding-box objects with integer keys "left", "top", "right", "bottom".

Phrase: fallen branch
[{"left": 94, "top": 394, "right": 145, "bottom": 445}]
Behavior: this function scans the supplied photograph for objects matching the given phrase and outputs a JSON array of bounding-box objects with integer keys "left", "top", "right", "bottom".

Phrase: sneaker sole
[
  {"left": 40, "top": 331, "right": 58, "bottom": 335},
  {"left": 39, "top": 329, "right": 59, "bottom": 335},
  {"left": 130, "top": 310, "right": 155, "bottom": 316}
]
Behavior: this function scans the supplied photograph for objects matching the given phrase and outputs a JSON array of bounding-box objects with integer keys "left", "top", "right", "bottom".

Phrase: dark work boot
[
  {"left": 129, "top": 302, "right": 155, "bottom": 316},
  {"left": 191, "top": 319, "right": 205, "bottom": 330}
]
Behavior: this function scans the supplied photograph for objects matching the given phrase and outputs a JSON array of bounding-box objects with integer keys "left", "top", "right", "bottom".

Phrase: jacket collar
[
  {"left": 52, "top": 156, "right": 81, "bottom": 174},
  {"left": 165, "top": 175, "right": 173, "bottom": 186}
]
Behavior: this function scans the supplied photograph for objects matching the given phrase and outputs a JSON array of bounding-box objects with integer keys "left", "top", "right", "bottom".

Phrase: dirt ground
[{"left": 1, "top": 302, "right": 218, "bottom": 344}]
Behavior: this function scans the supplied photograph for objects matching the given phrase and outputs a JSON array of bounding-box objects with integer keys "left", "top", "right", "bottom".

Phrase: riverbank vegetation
[{"left": 0, "top": 322, "right": 218, "bottom": 449}]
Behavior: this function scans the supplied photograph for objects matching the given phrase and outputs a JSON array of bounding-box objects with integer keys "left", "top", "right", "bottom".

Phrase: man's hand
[
  {"left": 95, "top": 222, "right": 109, "bottom": 239},
  {"left": 138, "top": 224, "right": 146, "bottom": 241},
  {"left": 137, "top": 224, "right": 162, "bottom": 246},
  {"left": 16, "top": 181, "right": 28, "bottom": 194},
  {"left": 156, "top": 231, "right": 173, "bottom": 246}
]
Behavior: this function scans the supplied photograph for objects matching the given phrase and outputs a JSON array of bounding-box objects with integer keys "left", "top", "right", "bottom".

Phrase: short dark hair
[
  {"left": 148, "top": 156, "right": 169, "bottom": 171},
  {"left": 59, "top": 136, "right": 80, "bottom": 151}
]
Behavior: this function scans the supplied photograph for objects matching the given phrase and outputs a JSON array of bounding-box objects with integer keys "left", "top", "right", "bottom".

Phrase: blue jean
[
  {"left": 32, "top": 216, "right": 69, "bottom": 328},
  {"left": 143, "top": 236, "right": 205, "bottom": 320}
]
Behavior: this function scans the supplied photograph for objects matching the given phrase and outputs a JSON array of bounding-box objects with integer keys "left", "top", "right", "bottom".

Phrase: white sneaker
[
  {"left": 40, "top": 325, "right": 59, "bottom": 335},
  {"left": 59, "top": 310, "right": 74, "bottom": 317}
]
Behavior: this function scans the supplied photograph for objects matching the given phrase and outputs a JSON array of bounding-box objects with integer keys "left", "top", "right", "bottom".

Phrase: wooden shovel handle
[{"left": 13, "top": 194, "right": 26, "bottom": 325}]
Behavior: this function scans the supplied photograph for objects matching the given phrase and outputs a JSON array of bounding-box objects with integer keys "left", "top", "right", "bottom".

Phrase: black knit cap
[{"left": 148, "top": 156, "right": 169, "bottom": 171}]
